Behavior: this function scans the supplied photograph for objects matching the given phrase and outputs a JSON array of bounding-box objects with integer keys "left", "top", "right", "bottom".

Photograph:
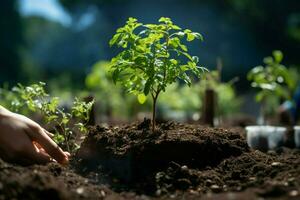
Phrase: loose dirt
[{"left": 1, "top": 121, "right": 300, "bottom": 199}]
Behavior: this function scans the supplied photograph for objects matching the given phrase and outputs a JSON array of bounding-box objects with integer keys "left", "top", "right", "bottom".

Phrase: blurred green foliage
[
  {"left": 86, "top": 61, "right": 129, "bottom": 118},
  {"left": 0, "top": 84, "right": 20, "bottom": 112},
  {"left": 199, "top": 70, "right": 241, "bottom": 118},
  {"left": 248, "top": 51, "right": 297, "bottom": 102},
  {"left": 85, "top": 59, "right": 240, "bottom": 122},
  {"left": 248, "top": 50, "right": 299, "bottom": 121},
  {"left": 159, "top": 70, "right": 242, "bottom": 120}
]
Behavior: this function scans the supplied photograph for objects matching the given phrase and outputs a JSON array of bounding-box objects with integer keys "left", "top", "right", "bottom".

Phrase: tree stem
[
  {"left": 151, "top": 91, "right": 160, "bottom": 132},
  {"left": 152, "top": 96, "right": 157, "bottom": 132},
  {"left": 61, "top": 125, "right": 70, "bottom": 152}
]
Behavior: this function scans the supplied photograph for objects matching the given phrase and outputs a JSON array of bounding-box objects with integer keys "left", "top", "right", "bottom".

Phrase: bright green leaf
[{"left": 137, "top": 93, "right": 147, "bottom": 104}]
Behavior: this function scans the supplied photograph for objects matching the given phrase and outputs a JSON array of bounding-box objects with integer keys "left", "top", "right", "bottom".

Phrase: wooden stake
[{"left": 203, "top": 89, "right": 215, "bottom": 127}]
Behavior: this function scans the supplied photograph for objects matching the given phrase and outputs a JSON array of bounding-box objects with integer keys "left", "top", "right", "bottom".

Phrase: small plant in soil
[
  {"left": 247, "top": 50, "right": 296, "bottom": 124},
  {"left": 11, "top": 82, "right": 94, "bottom": 152},
  {"left": 109, "top": 17, "right": 207, "bottom": 131}
]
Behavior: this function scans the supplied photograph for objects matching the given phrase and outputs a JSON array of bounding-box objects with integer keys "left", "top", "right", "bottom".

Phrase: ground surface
[{"left": 1, "top": 121, "right": 300, "bottom": 200}]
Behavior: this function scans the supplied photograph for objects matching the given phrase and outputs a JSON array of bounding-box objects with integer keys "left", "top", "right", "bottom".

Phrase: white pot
[
  {"left": 294, "top": 126, "right": 300, "bottom": 148},
  {"left": 268, "top": 127, "right": 286, "bottom": 149},
  {"left": 245, "top": 126, "right": 286, "bottom": 150}
]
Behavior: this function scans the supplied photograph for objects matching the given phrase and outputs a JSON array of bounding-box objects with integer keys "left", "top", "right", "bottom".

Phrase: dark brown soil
[
  {"left": 76, "top": 120, "right": 248, "bottom": 193},
  {"left": 1, "top": 121, "right": 300, "bottom": 200}
]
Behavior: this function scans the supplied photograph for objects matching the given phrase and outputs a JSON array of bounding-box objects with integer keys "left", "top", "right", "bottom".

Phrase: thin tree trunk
[
  {"left": 152, "top": 90, "right": 161, "bottom": 132},
  {"left": 152, "top": 95, "right": 157, "bottom": 132},
  {"left": 203, "top": 89, "right": 215, "bottom": 127}
]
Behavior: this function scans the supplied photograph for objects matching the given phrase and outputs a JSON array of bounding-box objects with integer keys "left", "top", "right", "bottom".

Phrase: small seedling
[
  {"left": 247, "top": 50, "right": 295, "bottom": 124},
  {"left": 109, "top": 17, "right": 207, "bottom": 131},
  {"left": 12, "top": 82, "right": 94, "bottom": 152}
]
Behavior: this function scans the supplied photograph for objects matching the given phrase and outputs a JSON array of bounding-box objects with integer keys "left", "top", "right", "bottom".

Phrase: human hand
[{"left": 0, "top": 106, "right": 69, "bottom": 165}]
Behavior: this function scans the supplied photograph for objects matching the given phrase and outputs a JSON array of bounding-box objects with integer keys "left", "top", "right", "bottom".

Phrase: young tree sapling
[{"left": 109, "top": 17, "right": 207, "bottom": 131}]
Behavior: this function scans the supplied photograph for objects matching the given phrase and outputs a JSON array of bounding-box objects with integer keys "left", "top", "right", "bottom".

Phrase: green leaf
[
  {"left": 45, "top": 115, "right": 58, "bottom": 123},
  {"left": 62, "top": 115, "right": 69, "bottom": 125},
  {"left": 255, "top": 91, "right": 265, "bottom": 102},
  {"left": 112, "top": 69, "right": 120, "bottom": 84},
  {"left": 179, "top": 44, "right": 188, "bottom": 52},
  {"left": 197, "top": 66, "right": 209, "bottom": 74},
  {"left": 109, "top": 33, "right": 121, "bottom": 46},
  {"left": 263, "top": 56, "right": 273, "bottom": 65},
  {"left": 144, "top": 79, "right": 152, "bottom": 95},
  {"left": 128, "top": 17, "right": 138, "bottom": 23},
  {"left": 158, "top": 17, "right": 171, "bottom": 24},
  {"left": 181, "top": 51, "right": 193, "bottom": 61},
  {"left": 187, "top": 33, "right": 195, "bottom": 41},
  {"left": 184, "top": 29, "right": 192, "bottom": 34},
  {"left": 137, "top": 93, "right": 147, "bottom": 104},
  {"left": 193, "top": 32, "right": 204, "bottom": 41},
  {"left": 170, "top": 59, "right": 178, "bottom": 65},
  {"left": 273, "top": 50, "right": 283, "bottom": 63},
  {"left": 53, "top": 134, "right": 65, "bottom": 144},
  {"left": 171, "top": 25, "right": 181, "bottom": 30},
  {"left": 48, "top": 97, "right": 59, "bottom": 112},
  {"left": 192, "top": 56, "right": 199, "bottom": 63}
]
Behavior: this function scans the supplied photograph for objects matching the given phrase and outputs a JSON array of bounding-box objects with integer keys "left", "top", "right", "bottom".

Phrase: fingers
[
  {"left": 9, "top": 136, "right": 52, "bottom": 165},
  {"left": 43, "top": 129, "right": 54, "bottom": 138},
  {"left": 23, "top": 146, "right": 52, "bottom": 165},
  {"left": 64, "top": 151, "right": 71, "bottom": 157},
  {"left": 34, "top": 142, "right": 70, "bottom": 159},
  {"left": 27, "top": 126, "right": 69, "bottom": 165}
]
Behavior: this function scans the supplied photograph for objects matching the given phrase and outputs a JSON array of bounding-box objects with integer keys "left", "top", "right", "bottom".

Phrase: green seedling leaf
[
  {"left": 186, "top": 33, "right": 196, "bottom": 41},
  {"left": 137, "top": 93, "right": 147, "bottom": 104},
  {"left": 273, "top": 50, "right": 283, "bottom": 63}
]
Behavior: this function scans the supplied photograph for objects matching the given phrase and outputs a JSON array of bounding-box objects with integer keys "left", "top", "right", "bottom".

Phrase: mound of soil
[
  {"left": 76, "top": 120, "right": 248, "bottom": 193},
  {"left": 1, "top": 121, "right": 300, "bottom": 200}
]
